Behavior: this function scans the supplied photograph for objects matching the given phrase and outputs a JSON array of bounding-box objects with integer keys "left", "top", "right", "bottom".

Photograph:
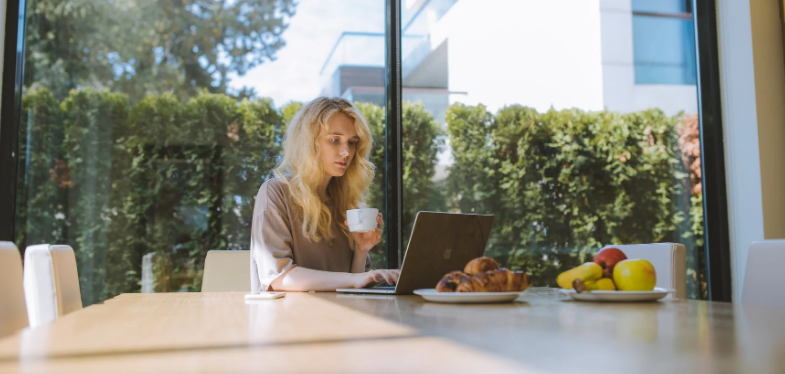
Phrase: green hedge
[
  {"left": 15, "top": 88, "right": 703, "bottom": 304},
  {"left": 359, "top": 101, "right": 446, "bottom": 269},
  {"left": 445, "top": 104, "right": 701, "bottom": 297}
]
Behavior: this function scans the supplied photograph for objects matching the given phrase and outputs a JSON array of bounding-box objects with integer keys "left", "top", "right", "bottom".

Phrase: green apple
[{"left": 612, "top": 259, "right": 656, "bottom": 291}]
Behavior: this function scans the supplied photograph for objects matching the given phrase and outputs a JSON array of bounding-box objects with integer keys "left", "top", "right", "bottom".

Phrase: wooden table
[{"left": 0, "top": 289, "right": 783, "bottom": 373}]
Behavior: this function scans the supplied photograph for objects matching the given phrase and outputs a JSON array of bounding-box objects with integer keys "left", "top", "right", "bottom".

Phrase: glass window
[
  {"left": 400, "top": 0, "right": 706, "bottom": 299},
  {"left": 11, "top": 0, "right": 710, "bottom": 303},
  {"left": 15, "top": 0, "right": 386, "bottom": 305},
  {"left": 632, "top": 0, "right": 697, "bottom": 85}
]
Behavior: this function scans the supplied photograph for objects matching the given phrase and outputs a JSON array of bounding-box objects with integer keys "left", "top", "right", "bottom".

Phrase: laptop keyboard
[{"left": 372, "top": 284, "right": 396, "bottom": 290}]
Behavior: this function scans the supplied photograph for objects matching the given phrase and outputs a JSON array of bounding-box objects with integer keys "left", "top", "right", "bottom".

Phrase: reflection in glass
[
  {"left": 15, "top": 0, "right": 386, "bottom": 305},
  {"left": 632, "top": 0, "right": 696, "bottom": 85},
  {"left": 398, "top": 0, "right": 706, "bottom": 299}
]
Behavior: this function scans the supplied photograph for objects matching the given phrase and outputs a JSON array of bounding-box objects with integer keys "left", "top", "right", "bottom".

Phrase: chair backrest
[
  {"left": 24, "top": 244, "right": 83, "bottom": 327},
  {"left": 601, "top": 243, "right": 687, "bottom": 300},
  {"left": 742, "top": 240, "right": 785, "bottom": 307},
  {"left": 0, "top": 242, "right": 28, "bottom": 338},
  {"left": 202, "top": 250, "right": 251, "bottom": 292}
]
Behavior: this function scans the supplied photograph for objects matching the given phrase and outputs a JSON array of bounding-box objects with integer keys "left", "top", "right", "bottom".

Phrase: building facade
[{"left": 320, "top": 0, "right": 698, "bottom": 122}]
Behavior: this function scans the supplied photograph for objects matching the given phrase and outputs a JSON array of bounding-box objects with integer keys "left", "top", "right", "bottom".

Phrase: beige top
[{"left": 250, "top": 178, "right": 371, "bottom": 292}]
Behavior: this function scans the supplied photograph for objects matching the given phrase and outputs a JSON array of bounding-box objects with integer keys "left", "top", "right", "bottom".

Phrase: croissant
[
  {"left": 456, "top": 269, "right": 530, "bottom": 292},
  {"left": 435, "top": 271, "right": 470, "bottom": 292},
  {"left": 455, "top": 276, "right": 484, "bottom": 292},
  {"left": 463, "top": 257, "right": 500, "bottom": 275}
]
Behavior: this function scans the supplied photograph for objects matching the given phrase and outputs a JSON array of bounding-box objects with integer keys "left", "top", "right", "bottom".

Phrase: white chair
[
  {"left": 601, "top": 243, "right": 687, "bottom": 300},
  {"left": 0, "top": 242, "right": 28, "bottom": 337},
  {"left": 24, "top": 244, "right": 83, "bottom": 327},
  {"left": 742, "top": 240, "right": 785, "bottom": 307},
  {"left": 201, "top": 250, "right": 251, "bottom": 292}
]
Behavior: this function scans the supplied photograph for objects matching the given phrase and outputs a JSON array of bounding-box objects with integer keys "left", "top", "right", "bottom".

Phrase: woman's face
[{"left": 318, "top": 112, "right": 359, "bottom": 178}]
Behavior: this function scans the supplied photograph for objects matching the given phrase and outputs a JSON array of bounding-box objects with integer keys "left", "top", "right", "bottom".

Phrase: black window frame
[
  {"left": 0, "top": 0, "right": 733, "bottom": 301},
  {"left": 692, "top": 0, "right": 733, "bottom": 301}
]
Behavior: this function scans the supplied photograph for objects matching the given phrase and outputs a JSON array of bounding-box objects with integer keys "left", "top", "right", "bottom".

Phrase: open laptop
[{"left": 336, "top": 211, "right": 494, "bottom": 295}]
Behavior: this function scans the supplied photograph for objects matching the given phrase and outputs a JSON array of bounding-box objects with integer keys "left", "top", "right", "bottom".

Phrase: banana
[
  {"left": 572, "top": 277, "right": 616, "bottom": 293},
  {"left": 584, "top": 277, "right": 616, "bottom": 291},
  {"left": 556, "top": 262, "right": 603, "bottom": 289}
]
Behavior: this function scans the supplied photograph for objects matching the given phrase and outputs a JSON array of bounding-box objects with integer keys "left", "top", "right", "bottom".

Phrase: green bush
[
  {"left": 61, "top": 89, "right": 129, "bottom": 304},
  {"left": 109, "top": 92, "right": 285, "bottom": 293},
  {"left": 16, "top": 87, "right": 66, "bottom": 252},
  {"left": 445, "top": 103, "right": 701, "bottom": 296},
  {"left": 17, "top": 88, "right": 129, "bottom": 305},
  {"left": 354, "top": 102, "right": 387, "bottom": 269},
  {"left": 357, "top": 101, "right": 445, "bottom": 269},
  {"left": 15, "top": 89, "right": 703, "bottom": 303}
]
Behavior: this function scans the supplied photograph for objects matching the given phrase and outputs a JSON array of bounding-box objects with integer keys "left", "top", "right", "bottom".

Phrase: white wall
[
  {"left": 405, "top": 0, "right": 697, "bottom": 115},
  {"left": 631, "top": 85, "right": 698, "bottom": 115},
  {"left": 599, "top": 0, "right": 698, "bottom": 115},
  {"left": 749, "top": 0, "right": 785, "bottom": 241},
  {"left": 599, "top": 0, "right": 635, "bottom": 112},
  {"left": 717, "top": 0, "right": 766, "bottom": 302}
]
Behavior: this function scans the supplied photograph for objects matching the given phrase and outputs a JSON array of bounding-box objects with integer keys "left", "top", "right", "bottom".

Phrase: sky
[
  {"left": 227, "top": 0, "right": 456, "bottom": 166},
  {"left": 228, "top": 0, "right": 697, "bottom": 167},
  {"left": 229, "top": 0, "right": 384, "bottom": 108},
  {"left": 227, "top": 0, "right": 601, "bottom": 168}
]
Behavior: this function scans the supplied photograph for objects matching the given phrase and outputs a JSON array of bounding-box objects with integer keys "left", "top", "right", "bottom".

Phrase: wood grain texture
[
  {"left": 1, "top": 289, "right": 784, "bottom": 373},
  {"left": 0, "top": 337, "right": 530, "bottom": 374},
  {"left": 319, "top": 289, "right": 785, "bottom": 374},
  {"left": 0, "top": 292, "right": 415, "bottom": 360}
]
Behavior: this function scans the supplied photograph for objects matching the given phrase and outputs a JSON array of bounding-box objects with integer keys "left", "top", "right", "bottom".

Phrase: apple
[
  {"left": 593, "top": 247, "right": 627, "bottom": 278},
  {"left": 613, "top": 259, "right": 657, "bottom": 291}
]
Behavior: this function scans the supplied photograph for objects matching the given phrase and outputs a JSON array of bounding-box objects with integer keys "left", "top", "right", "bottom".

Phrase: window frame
[
  {"left": 692, "top": 0, "right": 733, "bottom": 301},
  {"left": 0, "top": 0, "right": 27, "bottom": 242},
  {"left": 0, "top": 0, "right": 734, "bottom": 301},
  {"left": 384, "top": 0, "right": 403, "bottom": 269}
]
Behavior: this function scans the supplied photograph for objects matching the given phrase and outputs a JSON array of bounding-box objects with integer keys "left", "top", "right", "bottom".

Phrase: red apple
[{"left": 593, "top": 247, "right": 627, "bottom": 278}]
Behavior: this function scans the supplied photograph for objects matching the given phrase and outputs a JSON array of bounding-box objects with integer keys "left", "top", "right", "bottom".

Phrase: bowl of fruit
[{"left": 557, "top": 247, "right": 675, "bottom": 302}]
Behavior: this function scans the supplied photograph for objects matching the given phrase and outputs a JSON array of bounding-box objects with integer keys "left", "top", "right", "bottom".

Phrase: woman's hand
[
  {"left": 346, "top": 213, "right": 383, "bottom": 254},
  {"left": 353, "top": 269, "right": 401, "bottom": 288}
]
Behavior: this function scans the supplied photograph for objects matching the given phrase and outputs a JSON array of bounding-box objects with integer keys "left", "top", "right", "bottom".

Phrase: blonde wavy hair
[{"left": 274, "top": 97, "right": 375, "bottom": 243}]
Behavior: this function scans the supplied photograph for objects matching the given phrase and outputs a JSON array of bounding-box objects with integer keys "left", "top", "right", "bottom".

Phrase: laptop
[{"left": 336, "top": 211, "right": 494, "bottom": 295}]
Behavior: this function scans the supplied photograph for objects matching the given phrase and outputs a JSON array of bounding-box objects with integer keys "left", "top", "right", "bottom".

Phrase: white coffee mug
[{"left": 346, "top": 208, "right": 379, "bottom": 233}]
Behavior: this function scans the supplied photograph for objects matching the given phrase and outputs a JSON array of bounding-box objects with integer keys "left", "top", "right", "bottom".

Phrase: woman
[{"left": 250, "top": 97, "right": 400, "bottom": 292}]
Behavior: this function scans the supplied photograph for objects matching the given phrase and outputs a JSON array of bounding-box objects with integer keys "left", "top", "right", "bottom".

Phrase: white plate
[
  {"left": 413, "top": 289, "right": 524, "bottom": 304},
  {"left": 559, "top": 287, "right": 676, "bottom": 302}
]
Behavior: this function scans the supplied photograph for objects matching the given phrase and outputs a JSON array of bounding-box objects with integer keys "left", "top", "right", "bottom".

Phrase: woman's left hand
[{"left": 347, "top": 213, "right": 383, "bottom": 254}]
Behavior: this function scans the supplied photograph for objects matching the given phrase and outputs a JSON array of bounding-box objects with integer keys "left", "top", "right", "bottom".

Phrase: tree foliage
[
  {"left": 24, "top": 0, "right": 297, "bottom": 103},
  {"left": 18, "top": 88, "right": 285, "bottom": 302},
  {"left": 357, "top": 102, "right": 445, "bottom": 268},
  {"left": 444, "top": 104, "right": 702, "bottom": 297},
  {"left": 15, "top": 88, "right": 704, "bottom": 303}
]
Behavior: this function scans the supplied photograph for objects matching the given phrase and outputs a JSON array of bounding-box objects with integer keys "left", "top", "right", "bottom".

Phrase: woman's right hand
[{"left": 354, "top": 269, "right": 401, "bottom": 288}]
